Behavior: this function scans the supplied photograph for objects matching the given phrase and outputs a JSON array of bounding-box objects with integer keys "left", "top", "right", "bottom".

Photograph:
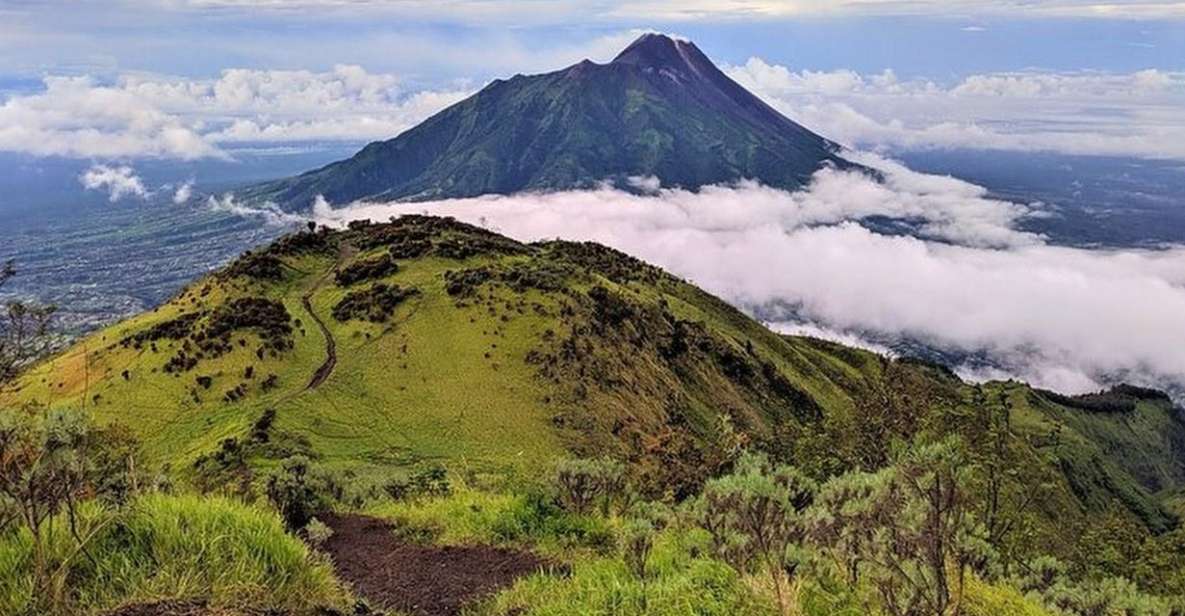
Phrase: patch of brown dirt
[
  {"left": 103, "top": 599, "right": 264, "bottom": 616},
  {"left": 320, "top": 513, "right": 555, "bottom": 616}
]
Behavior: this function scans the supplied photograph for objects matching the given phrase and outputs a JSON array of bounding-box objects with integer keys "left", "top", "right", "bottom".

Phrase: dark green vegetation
[
  {"left": 243, "top": 34, "right": 855, "bottom": 210},
  {"left": 2, "top": 216, "right": 1184, "bottom": 614}
]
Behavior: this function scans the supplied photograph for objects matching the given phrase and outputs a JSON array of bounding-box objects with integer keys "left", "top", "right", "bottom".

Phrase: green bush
[
  {"left": 620, "top": 517, "right": 656, "bottom": 580},
  {"left": 807, "top": 438, "right": 990, "bottom": 616},
  {"left": 264, "top": 455, "right": 334, "bottom": 530},
  {"left": 1011, "top": 556, "right": 1177, "bottom": 616},
  {"left": 552, "top": 457, "right": 627, "bottom": 516},
  {"left": 692, "top": 451, "right": 815, "bottom": 615}
]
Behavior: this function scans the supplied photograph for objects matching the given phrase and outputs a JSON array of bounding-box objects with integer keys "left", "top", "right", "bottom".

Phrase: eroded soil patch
[
  {"left": 321, "top": 513, "right": 553, "bottom": 616},
  {"left": 103, "top": 599, "right": 267, "bottom": 616}
]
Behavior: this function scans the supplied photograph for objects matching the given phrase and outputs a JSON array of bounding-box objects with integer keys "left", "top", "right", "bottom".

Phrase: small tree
[
  {"left": 0, "top": 261, "right": 57, "bottom": 385},
  {"left": 808, "top": 437, "right": 989, "bottom": 616},
  {"left": 0, "top": 408, "right": 133, "bottom": 607},
  {"left": 806, "top": 466, "right": 897, "bottom": 587},
  {"left": 692, "top": 451, "right": 815, "bottom": 614}
]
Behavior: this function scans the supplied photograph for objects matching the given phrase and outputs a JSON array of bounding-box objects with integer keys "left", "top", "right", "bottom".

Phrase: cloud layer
[
  {"left": 0, "top": 66, "right": 469, "bottom": 159},
  {"left": 728, "top": 59, "right": 1185, "bottom": 160},
  {"left": 5, "top": 57, "right": 1183, "bottom": 162},
  {"left": 305, "top": 154, "right": 1185, "bottom": 395}
]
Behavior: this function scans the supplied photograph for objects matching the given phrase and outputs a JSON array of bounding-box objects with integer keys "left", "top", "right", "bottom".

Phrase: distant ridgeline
[{"left": 241, "top": 33, "right": 860, "bottom": 210}]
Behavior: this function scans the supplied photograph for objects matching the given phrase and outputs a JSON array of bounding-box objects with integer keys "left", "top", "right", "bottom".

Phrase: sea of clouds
[{"left": 294, "top": 152, "right": 1185, "bottom": 397}]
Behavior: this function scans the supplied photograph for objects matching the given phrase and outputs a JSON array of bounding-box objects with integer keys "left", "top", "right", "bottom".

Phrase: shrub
[
  {"left": 331, "top": 283, "right": 419, "bottom": 323},
  {"left": 1011, "top": 556, "right": 1176, "bottom": 616},
  {"left": 334, "top": 254, "right": 397, "bottom": 287},
  {"left": 692, "top": 451, "right": 815, "bottom": 614},
  {"left": 304, "top": 517, "right": 334, "bottom": 549},
  {"left": 553, "top": 457, "right": 627, "bottom": 516},
  {"left": 621, "top": 517, "right": 656, "bottom": 581},
  {"left": 807, "top": 437, "right": 991, "bottom": 616},
  {"left": 619, "top": 501, "right": 670, "bottom": 583},
  {"left": 249, "top": 408, "right": 277, "bottom": 444},
  {"left": 382, "top": 464, "right": 451, "bottom": 501},
  {"left": 221, "top": 251, "right": 284, "bottom": 281},
  {"left": 265, "top": 455, "right": 333, "bottom": 530}
]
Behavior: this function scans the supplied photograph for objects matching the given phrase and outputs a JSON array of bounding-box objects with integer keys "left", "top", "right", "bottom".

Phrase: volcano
[{"left": 245, "top": 33, "right": 856, "bottom": 209}]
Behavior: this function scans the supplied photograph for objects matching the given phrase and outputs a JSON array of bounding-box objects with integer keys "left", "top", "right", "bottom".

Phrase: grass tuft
[{"left": 0, "top": 493, "right": 347, "bottom": 615}]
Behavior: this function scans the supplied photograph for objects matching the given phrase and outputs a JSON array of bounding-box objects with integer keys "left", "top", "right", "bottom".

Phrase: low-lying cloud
[
  {"left": 79, "top": 164, "right": 149, "bottom": 202},
  {"left": 207, "top": 194, "right": 307, "bottom": 226},
  {"left": 172, "top": 180, "right": 194, "bottom": 204},
  {"left": 307, "top": 153, "right": 1185, "bottom": 396}
]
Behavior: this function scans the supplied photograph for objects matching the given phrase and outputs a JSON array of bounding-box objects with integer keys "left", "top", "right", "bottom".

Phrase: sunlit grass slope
[{"left": 3, "top": 216, "right": 1182, "bottom": 538}]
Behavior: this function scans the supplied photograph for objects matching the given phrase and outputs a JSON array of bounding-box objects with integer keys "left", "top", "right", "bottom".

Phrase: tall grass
[
  {"left": 475, "top": 527, "right": 776, "bottom": 616},
  {"left": 0, "top": 493, "right": 347, "bottom": 615},
  {"left": 365, "top": 486, "right": 615, "bottom": 555}
]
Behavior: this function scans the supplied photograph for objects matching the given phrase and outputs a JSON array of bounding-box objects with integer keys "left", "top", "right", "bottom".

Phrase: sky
[
  {"left": 5, "top": 0, "right": 1185, "bottom": 396},
  {"left": 1, "top": 0, "right": 1184, "bottom": 161}
]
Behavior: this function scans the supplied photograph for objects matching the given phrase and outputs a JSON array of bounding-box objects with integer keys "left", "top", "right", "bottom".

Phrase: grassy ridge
[{"left": 3, "top": 216, "right": 1182, "bottom": 545}]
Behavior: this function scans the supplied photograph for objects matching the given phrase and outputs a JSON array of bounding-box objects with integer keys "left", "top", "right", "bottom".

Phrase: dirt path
[
  {"left": 320, "top": 513, "right": 555, "bottom": 616},
  {"left": 301, "top": 244, "right": 354, "bottom": 391},
  {"left": 103, "top": 599, "right": 276, "bottom": 616}
]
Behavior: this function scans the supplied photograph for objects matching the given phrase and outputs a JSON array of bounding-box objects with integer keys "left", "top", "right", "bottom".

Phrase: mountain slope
[
  {"left": 4, "top": 215, "right": 1183, "bottom": 550},
  {"left": 243, "top": 34, "right": 855, "bottom": 210}
]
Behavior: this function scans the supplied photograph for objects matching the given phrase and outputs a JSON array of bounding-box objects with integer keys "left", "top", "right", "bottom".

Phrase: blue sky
[
  {"left": 0, "top": 1, "right": 1183, "bottom": 162},
  {"left": 2, "top": 1, "right": 1183, "bottom": 86}
]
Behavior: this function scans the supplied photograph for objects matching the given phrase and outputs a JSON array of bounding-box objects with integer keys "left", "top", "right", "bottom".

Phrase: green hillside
[{"left": 5, "top": 216, "right": 1183, "bottom": 540}]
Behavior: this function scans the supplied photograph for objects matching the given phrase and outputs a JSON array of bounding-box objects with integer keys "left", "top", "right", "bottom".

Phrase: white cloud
[
  {"left": 0, "top": 66, "right": 470, "bottom": 160},
  {"left": 79, "top": 164, "right": 149, "bottom": 201},
  {"left": 767, "top": 321, "right": 896, "bottom": 357},
  {"left": 4, "top": 44, "right": 1182, "bottom": 162},
  {"left": 173, "top": 180, "right": 194, "bottom": 204},
  {"left": 728, "top": 58, "right": 1185, "bottom": 160},
  {"left": 308, "top": 156, "right": 1185, "bottom": 396},
  {"left": 0, "top": 77, "right": 221, "bottom": 159},
  {"left": 206, "top": 193, "right": 307, "bottom": 226}
]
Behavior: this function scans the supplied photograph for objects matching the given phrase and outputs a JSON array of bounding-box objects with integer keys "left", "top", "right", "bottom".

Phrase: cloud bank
[
  {"left": 4, "top": 49, "right": 1183, "bottom": 162},
  {"left": 0, "top": 66, "right": 470, "bottom": 159},
  {"left": 79, "top": 164, "right": 149, "bottom": 201},
  {"left": 728, "top": 59, "right": 1185, "bottom": 160},
  {"left": 306, "top": 154, "right": 1185, "bottom": 396}
]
